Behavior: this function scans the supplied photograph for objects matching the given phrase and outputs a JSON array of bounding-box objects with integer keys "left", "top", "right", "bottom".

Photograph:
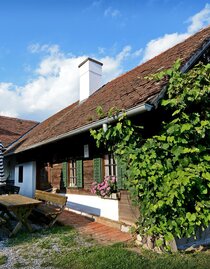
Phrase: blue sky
[{"left": 0, "top": 0, "right": 209, "bottom": 121}]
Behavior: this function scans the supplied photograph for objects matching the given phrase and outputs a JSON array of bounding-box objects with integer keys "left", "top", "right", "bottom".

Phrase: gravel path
[
  {"left": 0, "top": 221, "right": 95, "bottom": 269},
  {"left": 0, "top": 225, "right": 56, "bottom": 269}
]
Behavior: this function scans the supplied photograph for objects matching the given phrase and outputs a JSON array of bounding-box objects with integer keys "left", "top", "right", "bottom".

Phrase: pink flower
[{"left": 90, "top": 175, "right": 117, "bottom": 197}]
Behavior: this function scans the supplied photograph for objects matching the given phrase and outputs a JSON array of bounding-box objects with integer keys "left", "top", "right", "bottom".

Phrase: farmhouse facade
[
  {"left": 0, "top": 115, "right": 38, "bottom": 184},
  {"left": 5, "top": 26, "right": 210, "bottom": 225}
]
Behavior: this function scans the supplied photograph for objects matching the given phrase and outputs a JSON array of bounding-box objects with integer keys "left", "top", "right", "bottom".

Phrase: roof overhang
[{"left": 6, "top": 103, "right": 153, "bottom": 155}]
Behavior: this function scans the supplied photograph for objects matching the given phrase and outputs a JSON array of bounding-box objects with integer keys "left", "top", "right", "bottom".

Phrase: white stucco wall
[
  {"left": 15, "top": 162, "right": 36, "bottom": 198},
  {"left": 65, "top": 194, "right": 119, "bottom": 221}
]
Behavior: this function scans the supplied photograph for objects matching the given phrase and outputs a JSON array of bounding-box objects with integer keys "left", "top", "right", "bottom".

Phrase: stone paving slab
[{"left": 58, "top": 210, "right": 132, "bottom": 244}]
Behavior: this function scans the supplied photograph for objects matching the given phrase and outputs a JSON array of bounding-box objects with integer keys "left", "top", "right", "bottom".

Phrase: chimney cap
[{"left": 78, "top": 57, "right": 103, "bottom": 68}]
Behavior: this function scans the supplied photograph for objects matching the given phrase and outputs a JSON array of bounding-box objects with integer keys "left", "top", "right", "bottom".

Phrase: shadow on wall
[{"left": 66, "top": 201, "right": 101, "bottom": 216}]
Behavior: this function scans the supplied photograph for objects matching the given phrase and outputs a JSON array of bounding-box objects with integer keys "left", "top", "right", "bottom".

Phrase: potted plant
[{"left": 91, "top": 176, "right": 119, "bottom": 199}]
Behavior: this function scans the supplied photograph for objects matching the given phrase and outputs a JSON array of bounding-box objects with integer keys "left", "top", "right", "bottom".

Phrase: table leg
[{"left": 9, "top": 206, "right": 34, "bottom": 237}]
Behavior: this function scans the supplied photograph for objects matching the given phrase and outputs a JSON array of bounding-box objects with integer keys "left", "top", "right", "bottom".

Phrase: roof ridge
[
  {"left": 102, "top": 25, "right": 210, "bottom": 87},
  {"left": 0, "top": 114, "right": 39, "bottom": 124}
]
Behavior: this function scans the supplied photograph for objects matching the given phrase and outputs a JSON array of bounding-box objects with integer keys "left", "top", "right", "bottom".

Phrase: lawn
[{"left": 1, "top": 225, "right": 210, "bottom": 269}]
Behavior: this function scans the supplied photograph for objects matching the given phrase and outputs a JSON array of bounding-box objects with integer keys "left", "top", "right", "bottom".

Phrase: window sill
[
  {"left": 68, "top": 184, "right": 78, "bottom": 188},
  {"left": 101, "top": 192, "right": 120, "bottom": 200}
]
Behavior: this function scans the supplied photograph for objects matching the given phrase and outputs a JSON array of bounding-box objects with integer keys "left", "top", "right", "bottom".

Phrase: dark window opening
[{"left": 18, "top": 166, "right": 23, "bottom": 183}]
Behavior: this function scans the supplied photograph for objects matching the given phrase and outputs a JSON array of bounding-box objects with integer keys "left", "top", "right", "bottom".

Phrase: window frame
[
  {"left": 68, "top": 160, "right": 77, "bottom": 187},
  {"left": 104, "top": 154, "right": 117, "bottom": 177}
]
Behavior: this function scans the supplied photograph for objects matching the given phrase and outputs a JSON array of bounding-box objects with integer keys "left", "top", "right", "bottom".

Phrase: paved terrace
[{"left": 58, "top": 210, "right": 132, "bottom": 245}]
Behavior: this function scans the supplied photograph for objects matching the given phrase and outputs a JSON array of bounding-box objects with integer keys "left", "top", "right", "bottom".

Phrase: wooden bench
[
  {"left": 4, "top": 185, "right": 20, "bottom": 194},
  {"left": 0, "top": 184, "right": 20, "bottom": 195},
  {"left": 33, "top": 190, "right": 67, "bottom": 227}
]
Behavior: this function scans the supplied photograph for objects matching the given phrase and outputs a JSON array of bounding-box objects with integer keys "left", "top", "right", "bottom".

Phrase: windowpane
[
  {"left": 104, "top": 154, "right": 117, "bottom": 177},
  {"left": 69, "top": 160, "right": 77, "bottom": 187},
  {"left": 18, "top": 166, "right": 23, "bottom": 183}
]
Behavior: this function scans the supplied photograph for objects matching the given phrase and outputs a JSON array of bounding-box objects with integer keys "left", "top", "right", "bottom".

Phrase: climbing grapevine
[{"left": 91, "top": 61, "right": 210, "bottom": 247}]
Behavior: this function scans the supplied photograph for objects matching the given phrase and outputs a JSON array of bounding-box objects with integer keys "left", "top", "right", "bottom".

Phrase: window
[
  {"left": 104, "top": 154, "right": 117, "bottom": 177},
  {"left": 18, "top": 166, "right": 23, "bottom": 183},
  {"left": 93, "top": 155, "right": 126, "bottom": 189},
  {"left": 62, "top": 160, "right": 83, "bottom": 188},
  {"left": 93, "top": 155, "right": 126, "bottom": 190},
  {"left": 69, "top": 160, "right": 77, "bottom": 187}
]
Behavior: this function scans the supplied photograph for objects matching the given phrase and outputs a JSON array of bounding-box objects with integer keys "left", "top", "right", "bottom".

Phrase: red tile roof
[
  {"left": 0, "top": 115, "right": 38, "bottom": 148},
  {"left": 10, "top": 26, "right": 210, "bottom": 153}
]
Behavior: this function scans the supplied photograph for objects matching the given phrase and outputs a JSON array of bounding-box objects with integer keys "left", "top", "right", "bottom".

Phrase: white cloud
[
  {"left": 142, "top": 33, "right": 189, "bottom": 62},
  {"left": 104, "top": 7, "right": 121, "bottom": 18},
  {"left": 91, "top": 0, "right": 102, "bottom": 8},
  {"left": 101, "top": 46, "right": 132, "bottom": 82},
  {"left": 132, "top": 48, "right": 143, "bottom": 58},
  {"left": 0, "top": 44, "right": 136, "bottom": 121},
  {"left": 1, "top": 5, "right": 209, "bottom": 122},
  {"left": 28, "top": 43, "right": 60, "bottom": 55},
  {"left": 98, "top": 47, "right": 106, "bottom": 55},
  {"left": 187, "top": 4, "right": 210, "bottom": 34},
  {"left": 142, "top": 4, "right": 210, "bottom": 62}
]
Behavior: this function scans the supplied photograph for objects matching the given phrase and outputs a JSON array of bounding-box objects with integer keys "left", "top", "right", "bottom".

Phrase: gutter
[
  {"left": 180, "top": 39, "right": 210, "bottom": 73},
  {"left": 7, "top": 103, "right": 153, "bottom": 155},
  {"left": 150, "top": 38, "right": 210, "bottom": 109}
]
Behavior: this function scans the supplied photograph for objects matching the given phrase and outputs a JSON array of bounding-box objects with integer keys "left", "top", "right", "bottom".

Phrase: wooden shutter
[
  {"left": 62, "top": 162, "right": 68, "bottom": 188},
  {"left": 93, "top": 158, "right": 103, "bottom": 183},
  {"left": 76, "top": 160, "right": 83, "bottom": 188},
  {"left": 116, "top": 158, "right": 126, "bottom": 190}
]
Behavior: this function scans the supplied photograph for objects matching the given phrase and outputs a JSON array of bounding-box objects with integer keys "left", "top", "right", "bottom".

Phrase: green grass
[
  {"left": 46, "top": 245, "right": 210, "bottom": 269},
  {"left": 13, "top": 261, "right": 27, "bottom": 268},
  {"left": 0, "top": 254, "right": 7, "bottom": 265},
  {"left": 4, "top": 225, "right": 210, "bottom": 269}
]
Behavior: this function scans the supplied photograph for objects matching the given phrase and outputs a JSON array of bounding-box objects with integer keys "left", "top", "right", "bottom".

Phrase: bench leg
[
  {"left": 48, "top": 215, "right": 59, "bottom": 228},
  {"left": 9, "top": 221, "right": 22, "bottom": 237}
]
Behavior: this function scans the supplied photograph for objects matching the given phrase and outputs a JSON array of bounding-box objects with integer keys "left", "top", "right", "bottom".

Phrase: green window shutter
[
  {"left": 76, "top": 160, "right": 83, "bottom": 188},
  {"left": 93, "top": 158, "right": 103, "bottom": 183},
  {"left": 62, "top": 162, "right": 68, "bottom": 188},
  {"left": 116, "top": 158, "right": 126, "bottom": 190}
]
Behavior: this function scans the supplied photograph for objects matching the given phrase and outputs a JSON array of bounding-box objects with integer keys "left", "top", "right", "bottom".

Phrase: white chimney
[{"left": 78, "top": 57, "right": 103, "bottom": 102}]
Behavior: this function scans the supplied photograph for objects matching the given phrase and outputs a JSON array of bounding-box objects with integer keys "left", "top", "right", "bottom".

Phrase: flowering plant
[{"left": 91, "top": 176, "right": 117, "bottom": 197}]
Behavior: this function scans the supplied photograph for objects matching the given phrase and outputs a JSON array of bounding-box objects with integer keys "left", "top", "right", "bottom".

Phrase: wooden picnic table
[{"left": 0, "top": 194, "right": 41, "bottom": 236}]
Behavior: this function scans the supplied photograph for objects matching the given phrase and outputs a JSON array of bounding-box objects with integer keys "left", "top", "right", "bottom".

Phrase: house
[
  {"left": 5, "top": 26, "right": 210, "bottom": 227},
  {"left": 0, "top": 115, "right": 38, "bottom": 149},
  {"left": 0, "top": 115, "right": 38, "bottom": 185}
]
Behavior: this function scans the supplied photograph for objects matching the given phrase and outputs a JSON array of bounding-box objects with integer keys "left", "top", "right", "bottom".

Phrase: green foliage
[
  {"left": 96, "top": 106, "right": 105, "bottom": 119},
  {"left": 0, "top": 254, "right": 7, "bottom": 265},
  {"left": 91, "top": 61, "right": 210, "bottom": 246},
  {"left": 91, "top": 112, "right": 142, "bottom": 158}
]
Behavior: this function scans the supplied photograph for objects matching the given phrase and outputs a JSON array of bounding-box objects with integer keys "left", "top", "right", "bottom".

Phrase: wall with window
[
  {"left": 15, "top": 162, "right": 36, "bottom": 197},
  {"left": 36, "top": 153, "right": 137, "bottom": 224}
]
